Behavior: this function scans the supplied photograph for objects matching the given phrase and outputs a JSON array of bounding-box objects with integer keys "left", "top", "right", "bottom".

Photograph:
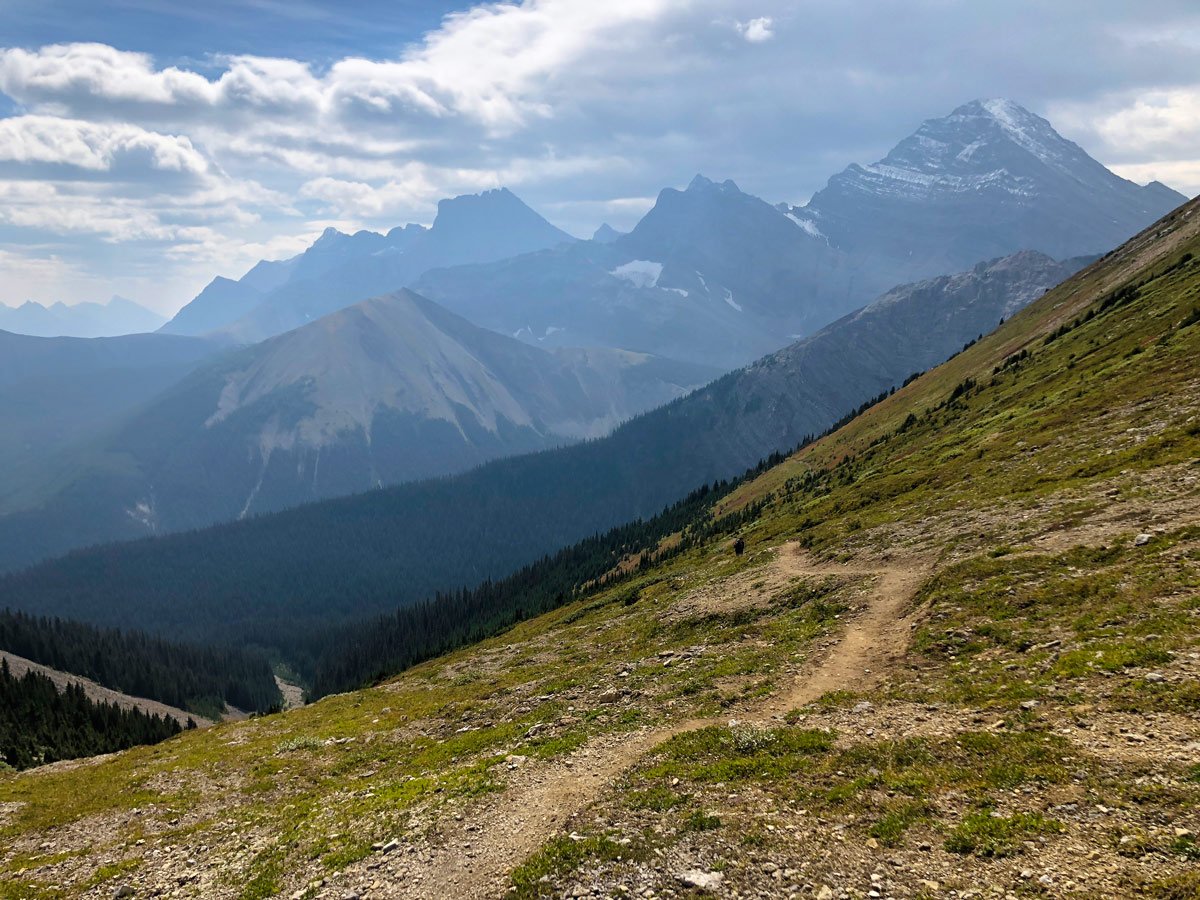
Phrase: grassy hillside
[{"left": 1, "top": 198, "right": 1198, "bottom": 900}]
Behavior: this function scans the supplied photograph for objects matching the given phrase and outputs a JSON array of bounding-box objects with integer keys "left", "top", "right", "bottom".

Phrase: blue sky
[{"left": 2, "top": 0, "right": 1199, "bottom": 314}]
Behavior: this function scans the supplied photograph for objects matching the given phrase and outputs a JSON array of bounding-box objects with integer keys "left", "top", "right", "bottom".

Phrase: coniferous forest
[
  {"left": 0, "top": 610, "right": 280, "bottom": 717},
  {"left": 0, "top": 658, "right": 182, "bottom": 770}
]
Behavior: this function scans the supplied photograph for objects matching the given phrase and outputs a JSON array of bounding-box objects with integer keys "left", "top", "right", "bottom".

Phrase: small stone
[
  {"left": 852, "top": 701, "right": 873, "bottom": 713},
  {"left": 1145, "top": 673, "right": 1165, "bottom": 684},
  {"left": 1134, "top": 533, "right": 1153, "bottom": 546},
  {"left": 675, "top": 870, "right": 724, "bottom": 893},
  {"left": 1020, "top": 700, "right": 1040, "bottom": 710},
  {"left": 113, "top": 887, "right": 135, "bottom": 900},
  {"left": 816, "top": 887, "right": 834, "bottom": 900},
  {"left": 597, "top": 689, "right": 621, "bottom": 704}
]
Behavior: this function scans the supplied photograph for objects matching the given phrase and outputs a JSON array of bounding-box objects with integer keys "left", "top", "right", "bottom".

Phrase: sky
[{"left": 2, "top": 0, "right": 1199, "bottom": 315}]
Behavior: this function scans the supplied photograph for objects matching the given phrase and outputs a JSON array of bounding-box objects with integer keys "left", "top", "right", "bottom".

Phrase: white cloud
[
  {"left": 736, "top": 16, "right": 774, "bottom": 43},
  {"left": 1049, "top": 87, "right": 1200, "bottom": 195},
  {"left": 0, "top": 115, "right": 210, "bottom": 174},
  {"left": 1, "top": 0, "right": 1199, "bottom": 312},
  {"left": 0, "top": 246, "right": 94, "bottom": 305}
]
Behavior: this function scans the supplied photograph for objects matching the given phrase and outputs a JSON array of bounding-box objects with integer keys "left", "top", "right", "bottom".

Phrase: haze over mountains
[
  {"left": 0, "top": 99, "right": 1185, "bottom": 574},
  {"left": 0, "top": 296, "right": 165, "bottom": 338},
  {"left": 0, "top": 247, "right": 1090, "bottom": 625},
  {"left": 161, "top": 188, "right": 576, "bottom": 342},
  {"left": 415, "top": 100, "right": 1183, "bottom": 368},
  {"left": 0, "top": 330, "right": 224, "bottom": 490},
  {"left": 0, "top": 289, "right": 712, "bottom": 545}
]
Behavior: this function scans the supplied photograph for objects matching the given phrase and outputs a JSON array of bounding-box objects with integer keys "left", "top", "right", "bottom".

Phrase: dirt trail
[{"left": 382, "top": 544, "right": 932, "bottom": 900}]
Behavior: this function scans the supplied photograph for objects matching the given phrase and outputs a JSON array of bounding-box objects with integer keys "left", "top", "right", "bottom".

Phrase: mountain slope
[
  {"left": 790, "top": 98, "right": 1187, "bottom": 273},
  {"left": 0, "top": 330, "right": 224, "bottom": 505},
  {"left": 2, "top": 192, "right": 1198, "bottom": 900},
  {"left": 0, "top": 290, "right": 714, "bottom": 567},
  {"left": 157, "top": 276, "right": 264, "bottom": 336},
  {"left": 0, "top": 249, "right": 1083, "bottom": 635},
  {"left": 161, "top": 189, "right": 576, "bottom": 342}
]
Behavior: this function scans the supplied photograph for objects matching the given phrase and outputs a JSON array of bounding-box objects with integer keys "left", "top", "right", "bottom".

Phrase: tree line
[
  {"left": 0, "top": 657, "right": 182, "bottom": 771},
  {"left": 0, "top": 609, "right": 280, "bottom": 718}
]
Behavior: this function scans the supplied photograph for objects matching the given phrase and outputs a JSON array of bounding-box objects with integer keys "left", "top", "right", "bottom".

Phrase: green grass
[
  {"left": 507, "top": 833, "right": 643, "bottom": 900},
  {"left": 945, "top": 811, "right": 1064, "bottom": 857}
]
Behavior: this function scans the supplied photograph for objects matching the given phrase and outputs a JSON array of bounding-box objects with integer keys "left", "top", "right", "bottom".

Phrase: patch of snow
[
  {"left": 537, "top": 325, "right": 565, "bottom": 341},
  {"left": 956, "top": 139, "right": 985, "bottom": 163},
  {"left": 662, "top": 287, "right": 689, "bottom": 297},
  {"left": 610, "top": 259, "right": 663, "bottom": 289},
  {"left": 723, "top": 289, "right": 742, "bottom": 312},
  {"left": 696, "top": 272, "right": 708, "bottom": 291},
  {"left": 786, "top": 212, "right": 826, "bottom": 240},
  {"left": 978, "top": 99, "right": 1063, "bottom": 166}
]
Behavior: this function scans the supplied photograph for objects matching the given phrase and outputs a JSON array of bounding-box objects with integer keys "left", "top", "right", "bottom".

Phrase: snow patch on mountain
[
  {"left": 723, "top": 289, "right": 742, "bottom": 312},
  {"left": 610, "top": 260, "right": 663, "bottom": 289},
  {"left": 786, "top": 212, "right": 826, "bottom": 240}
]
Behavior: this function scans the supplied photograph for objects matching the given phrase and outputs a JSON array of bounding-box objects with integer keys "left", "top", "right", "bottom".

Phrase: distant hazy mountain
[
  {"left": 0, "top": 248, "right": 1092, "bottom": 618},
  {"left": 0, "top": 330, "right": 224, "bottom": 506},
  {"left": 161, "top": 188, "right": 576, "bottom": 342},
  {"left": 0, "top": 296, "right": 165, "bottom": 338},
  {"left": 0, "top": 289, "right": 714, "bottom": 565},
  {"left": 414, "top": 211, "right": 786, "bottom": 370},
  {"left": 592, "top": 223, "right": 624, "bottom": 243},
  {"left": 416, "top": 100, "right": 1182, "bottom": 369},
  {"left": 785, "top": 99, "right": 1186, "bottom": 275}
]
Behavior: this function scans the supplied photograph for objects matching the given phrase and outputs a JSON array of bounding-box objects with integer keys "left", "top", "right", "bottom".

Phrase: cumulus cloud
[
  {"left": 1, "top": 0, "right": 1198, "bottom": 312},
  {"left": 1049, "top": 87, "right": 1200, "bottom": 194},
  {"left": 736, "top": 17, "right": 775, "bottom": 42},
  {"left": 0, "top": 115, "right": 209, "bottom": 174}
]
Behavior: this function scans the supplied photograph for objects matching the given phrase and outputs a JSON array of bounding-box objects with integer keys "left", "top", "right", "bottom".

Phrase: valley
[{"left": 1, "top": 182, "right": 1196, "bottom": 900}]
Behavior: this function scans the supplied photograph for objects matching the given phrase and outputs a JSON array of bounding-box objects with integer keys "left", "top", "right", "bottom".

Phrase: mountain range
[
  {"left": 154, "top": 99, "right": 1183, "bottom": 374},
  {"left": 3, "top": 158, "right": 1197, "bottom": 900},
  {"left": 414, "top": 100, "right": 1183, "bottom": 368},
  {"left": 0, "top": 248, "right": 1090, "bottom": 633},
  {"left": 0, "top": 289, "right": 713, "bottom": 561},
  {"left": 161, "top": 188, "right": 576, "bottom": 342},
  {"left": 0, "top": 98, "right": 1185, "bottom": 573},
  {"left": 0, "top": 296, "right": 165, "bottom": 338}
]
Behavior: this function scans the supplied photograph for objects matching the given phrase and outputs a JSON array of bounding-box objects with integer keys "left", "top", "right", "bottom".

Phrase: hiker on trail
[{"left": 733, "top": 537, "right": 745, "bottom": 556}]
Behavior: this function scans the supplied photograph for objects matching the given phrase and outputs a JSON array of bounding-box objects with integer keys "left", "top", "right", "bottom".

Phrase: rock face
[
  {"left": 0, "top": 289, "right": 715, "bottom": 564},
  {"left": 160, "top": 188, "right": 576, "bottom": 343}
]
